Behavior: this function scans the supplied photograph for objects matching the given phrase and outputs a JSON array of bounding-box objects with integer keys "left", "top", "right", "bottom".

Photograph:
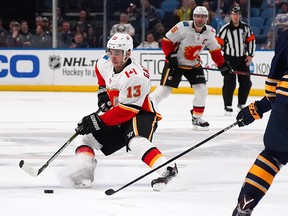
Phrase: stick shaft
[
  {"left": 105, "top": 122, "right": 238, "bottom": 195},
  {"left": 203, "top": 67, "right": 267, "bottom": 77},
  {"left": 20, "top": 108, "right": 101, "bottom": 176}
]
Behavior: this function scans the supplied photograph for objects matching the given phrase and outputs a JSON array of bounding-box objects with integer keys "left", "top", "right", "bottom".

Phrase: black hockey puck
[{"left": 44, "top": 189, "right": 54, "bottom": 194}]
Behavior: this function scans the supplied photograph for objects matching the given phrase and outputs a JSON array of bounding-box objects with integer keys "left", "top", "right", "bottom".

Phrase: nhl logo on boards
[{"left": 49, "top": 55, "right": 61, "bottom": 70}]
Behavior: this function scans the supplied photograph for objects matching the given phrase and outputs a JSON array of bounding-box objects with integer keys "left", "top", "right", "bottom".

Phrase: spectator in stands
[
  {"left": 138, "top": 0, "right": 161, "bottom": 31},
  {"left": 86, "top": 24, "right": 98, "bottom": 48},
  {"left": 237, "top": 0, "right": 248, "bottom": 19},
  {"left": 0, "top": 17, "right": 8, "bottom": 47},
  {"left": 202, "top": 0, "right": 216, "bottom": 25},
  {"left": 58, "top": 21, "right": 74, "bottom": 48},
  {"left": 174, "top": 0, "right": 196, "bottom": 22},
  {"left": 42, "top": 17, "right": 52, "bottom": 37},
  {"left": 152, "top": 22, "right": 166, "bottom": 47},
  {"left": 278, "top": 0, "right": 288, "bottom": 13},
  {"left": 110, "top": 12, "right": 140, "bottom": 48},
  {"left": 211, "top": 0, "right": 231, "bottom": 15},
  {"left": 127, "top": 3, "right": 138, "bottom": 28},
  {"left": 30, "top": 16, "right": 43, "bottom": 35},
  {"left": 75, "top": 21, "right": 87, "bottom": 37},
  {"left": 19, "top": 20, "right": 32, "bottom": 47},
  {"left": 70, "top": 32, "right": 89, "bottom": 48},
  {"left": 74, "top": 9, "right": 91, "bottom": 33},
  {"left": 6, "top": 21, "right": 23, "bottom": 48},
  {"left": 261, "top": 0, "right": 288, "bottom": 49},
  {"left": 202, "top": 0, "right": 225, "bottom": 33},
  {"left": 31, "top": 24, "right": 52, "bottom": 48},
  {"left": 109, "top": 12, "right": 135, "bottom": 37},
  {"left": 8, "top": 20, "right": 17, "bottom": 34},
  {"left": 136, "top": 32, "right": 159, "bottom": 48},
  {"left": 57, "top": 6, "right": 66, "bottom": 32}
]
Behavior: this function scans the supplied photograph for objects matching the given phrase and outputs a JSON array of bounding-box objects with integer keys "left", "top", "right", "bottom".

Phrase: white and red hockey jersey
[
  {"left": 95, "top": 54, "right": 161, "bottom": 126},
  {"left": 162, "top": 21, "right": 225, "bottom": 67}
]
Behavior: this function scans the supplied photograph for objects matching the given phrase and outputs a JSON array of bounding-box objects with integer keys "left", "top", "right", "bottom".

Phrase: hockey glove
[
  {"left": 236, "top": 101, "right": 263, "bottom": 127},
  {"left": 166, "top": 52, "right": 178, "bottom": 68},
  {"left": 76, "top": 112, "right": 104, "bottom": 135},
  {"left": 97, "top": 87, "right": 112, "bottom": 112},
  {"left": 218, "top": 61, "right": 233, "bottom": 76}
]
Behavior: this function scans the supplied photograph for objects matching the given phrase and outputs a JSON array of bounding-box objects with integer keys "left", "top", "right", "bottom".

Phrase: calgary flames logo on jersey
[{"left": 184, "top": 46, "right": 202, "bottom": 61}]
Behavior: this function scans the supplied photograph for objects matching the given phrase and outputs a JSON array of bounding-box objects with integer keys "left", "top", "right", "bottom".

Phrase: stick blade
[
  {"left": 105, "top": 189, "right": 116, "bottom": 196},
  {"left": 19, "top": 160, "right": 39, "bottom": 177}
]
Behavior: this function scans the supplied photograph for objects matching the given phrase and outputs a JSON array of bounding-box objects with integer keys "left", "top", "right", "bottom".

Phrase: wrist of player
[
  {"left": 167, "top": 53, "right": 178, "bottom": 67},
  {"left": 99, "top": 101, "right": 112, "bottom": 112},
  {"left": 97, "top": 87, "right": 111, "bottom": 112},
  {"left": 76, "top": 112, "right": 104, "bottom": 135},
  {"left": 219, "top": 61, "right": 233, "bottom": 76},
  {"left": 248, "top": 101, "right": 263, "bottom": 120},
  {"left": 236, "top": 101, "right": 263, "bottom": 127}
]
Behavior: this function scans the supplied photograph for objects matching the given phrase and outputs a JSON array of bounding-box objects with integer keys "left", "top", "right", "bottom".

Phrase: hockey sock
[
  {"left": 238, "top": 150, "right": 281, "bottom": 209},
  {"left": 129, "top": 136, "right": 168, "bottom": 176},
  {"left": 75, "top": 145, "right": 95, "bottom": 157}
]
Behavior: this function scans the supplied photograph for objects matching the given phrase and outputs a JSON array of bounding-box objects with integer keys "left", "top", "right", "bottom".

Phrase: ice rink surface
[{"left": 1, "top": 91, "right": 288, "bottom": 216}]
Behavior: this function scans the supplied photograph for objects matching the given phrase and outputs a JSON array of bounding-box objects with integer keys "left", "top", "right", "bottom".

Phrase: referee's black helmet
[{"left": 230, "top": 6, "right": 241, "bottom": 14}]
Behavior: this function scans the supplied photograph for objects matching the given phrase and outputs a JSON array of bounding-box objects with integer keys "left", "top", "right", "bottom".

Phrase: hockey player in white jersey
[
  {"left": 150, "top": 6, "right": 233, "bottom": 130},
  {"left": 69, "top": 33, "right": 178, "bottom": 191}
]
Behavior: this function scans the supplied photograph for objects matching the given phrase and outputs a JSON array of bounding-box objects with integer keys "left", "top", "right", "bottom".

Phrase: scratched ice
[{"left": 1, "top": 91, "right": 287, "bottom": 216}]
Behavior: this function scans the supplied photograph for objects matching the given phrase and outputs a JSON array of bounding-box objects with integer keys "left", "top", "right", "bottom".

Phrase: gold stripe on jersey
[
  {"left": 277, "top": 80, "right": 288, "bottom": 88},
  {"left": 179, "top": 63, "right": 201, "bottom": 70},
  {"left": 276, "top": 76, "right": 288, "bottom": 96},
  {"left": 147, "top": 97, "right": 154, "bottom": 112},
  {"left": 132, "top": 117, "right": 139, "bottom": 136},
  {"left": 146, "top": 98, "right": 162, "bottom": 121},
  {"left": 276, "top": 89, "right": 288, "bottom": 97},
  {"left": 162, "top": 67, "right": 171, "bottom": 85},
  {"left": 118, "top": 103, "right": 139, "bottom": 113},
  {"left": 265, "top": 78, "right": 278, "bottom": 98},
  {"left": 148, "top": 115, "right": 158, "bottom": 141}
]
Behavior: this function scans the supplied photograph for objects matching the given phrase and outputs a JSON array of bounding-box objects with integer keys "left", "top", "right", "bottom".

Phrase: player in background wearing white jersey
[
  {"left": 150, "top": 6, "right": 233, "bottom": 131},
  {"left": 68, "top": 33, "right": 178, "bottom": 191}
]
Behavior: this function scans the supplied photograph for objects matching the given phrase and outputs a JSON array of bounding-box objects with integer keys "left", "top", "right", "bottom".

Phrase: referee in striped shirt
[{"left": 216, "top": 6, "right": 256, "bottom": 115}]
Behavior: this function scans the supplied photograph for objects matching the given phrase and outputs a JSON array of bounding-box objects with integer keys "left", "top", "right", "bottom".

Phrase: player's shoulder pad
[
  {"left": 102, "top": 54, "right": 110, "bottom": 60},
  {"left": 97, "top": 54, "right": 110, "bottom": 63},
  {"left": 182, "top": 21, "right": 190, "bottom": 27},
  {"left": 205, "top": 25, "right": 217, "bottom": 36}
]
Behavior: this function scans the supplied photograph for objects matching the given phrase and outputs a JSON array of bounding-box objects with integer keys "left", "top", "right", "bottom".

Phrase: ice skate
[
  {"left": 151, "top": 164, "right": 178, "bottom": 191},
  {"left": 232, "top": 194, "right": 254, "bottom": 216},
  {"left": 224, "top": 106, "right": 233, "bottom": 116},
  {"left": 232, "top": 206, "right": 252, "bottom": 216},
  {"left": 237, "top": 104, "right": 246, "bottom": 111},
  {"left": 70, "top": 145, "right": 97, "bottom": 188},
  {"left": 192, "top": 116, "right": 209, "bottom": 131}
]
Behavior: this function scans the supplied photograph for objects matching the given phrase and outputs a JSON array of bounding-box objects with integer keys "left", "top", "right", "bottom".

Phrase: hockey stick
[
  {"left": 203, "top": 67, "right": 267, "bottom": 77},
  {"left": 105, "top": 121, "right": 238, "bottom": 196},
  {"left": 19, "top": 108, "right": 101, "bottom": 177}
]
